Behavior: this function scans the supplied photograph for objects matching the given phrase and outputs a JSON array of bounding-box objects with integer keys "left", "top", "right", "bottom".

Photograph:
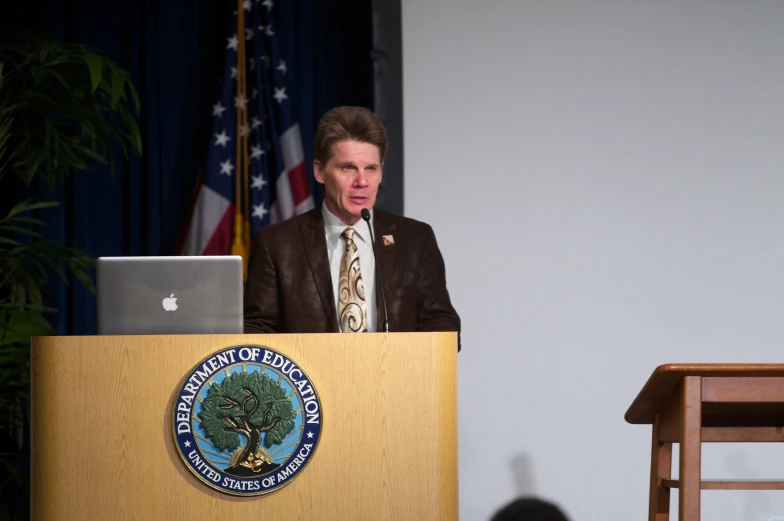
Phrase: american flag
[{"left": 178, "top": 0, "right": 314, "bottom": 260}]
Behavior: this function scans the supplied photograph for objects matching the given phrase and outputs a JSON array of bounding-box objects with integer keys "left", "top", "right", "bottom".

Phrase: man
[{"left": 243, "top": 106, "right": 461, "bottom": 349}]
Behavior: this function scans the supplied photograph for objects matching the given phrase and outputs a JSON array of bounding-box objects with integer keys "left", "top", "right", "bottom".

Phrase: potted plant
[{"left": 0, "top": 27, "right": 142, "bottom": 520}]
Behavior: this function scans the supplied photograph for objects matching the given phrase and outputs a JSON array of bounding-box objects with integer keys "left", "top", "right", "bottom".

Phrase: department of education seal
[{"left": 172, "top": 345, "right": 322, "bottom": 496}]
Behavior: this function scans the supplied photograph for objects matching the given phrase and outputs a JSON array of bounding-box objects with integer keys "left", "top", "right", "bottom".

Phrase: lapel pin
[{"left": 382, "top": 235, "right": 395, "bottom": 246}]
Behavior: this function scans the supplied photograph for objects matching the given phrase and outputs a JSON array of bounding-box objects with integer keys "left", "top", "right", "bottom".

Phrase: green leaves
[
  {"left": 261, "top": 400, "right": 295, "bottom": 449},
  {"left": 81, "top": 50, "right": 103, "bottom": 93},
  {"left": 3, "top": 200, "right": 57, "bottom": 221},
  {"left": 0, "top": 451, "right": 29, "bottom": 521},
  {"left": 198, "top": 371, "right": 297, "bottom": 453},
  {"left": 0, "top": 200, "right": 97, "bottom": 309},
  {"left": 0, "top": 309, "right": 37, "bottom": 521},
  {"left": 0, "top": 27, "right": 142, "bottom": 189},
  {"left": 0, "top": 102, "right": 13, "bottom": 177},
  {"left": 0, "top": 26, "right": 143, "bottom": 521},
  {"left": 0, "top": 198, "right": 95, "bottom": 521},
  {"left": 199, "top": 398, "right": 242, "bottom": 453},
  {"left": 0, "top": 310, "right": 55, "bottom": 346}
]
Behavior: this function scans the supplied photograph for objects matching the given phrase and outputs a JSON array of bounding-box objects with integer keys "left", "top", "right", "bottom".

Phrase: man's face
[{"left": 314, "top": 139, "right": 382, "bottom": 225}]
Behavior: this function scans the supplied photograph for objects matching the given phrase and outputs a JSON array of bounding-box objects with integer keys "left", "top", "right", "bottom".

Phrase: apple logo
[{"left": 162, "top": 294, "right": 178, "bottom": 311}]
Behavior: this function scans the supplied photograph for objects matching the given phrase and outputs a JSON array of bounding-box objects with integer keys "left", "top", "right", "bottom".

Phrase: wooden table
[{"left": 625, "top": 364, "right": 784, "bottom": 521}]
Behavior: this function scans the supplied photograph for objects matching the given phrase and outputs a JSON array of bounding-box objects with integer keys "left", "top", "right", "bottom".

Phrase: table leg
[
  {"left": 649, "top": 414, "right": 672, "bottom": 521},
  {"left": 679, "top": 376, "right": 702, "bottom": 521}
]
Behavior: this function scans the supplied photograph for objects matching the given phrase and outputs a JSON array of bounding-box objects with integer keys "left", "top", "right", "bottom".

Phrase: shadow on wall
[
  {"left": 490, "top": 453, "right": 570, "bottom": 521},
  {"left": 510, "top": 453, "right": 537, "bottom": 496}
]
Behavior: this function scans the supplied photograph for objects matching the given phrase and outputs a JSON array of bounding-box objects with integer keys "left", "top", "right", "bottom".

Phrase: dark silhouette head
[{"left": 490, "top": 497, "right": 569, "bottom": 521}]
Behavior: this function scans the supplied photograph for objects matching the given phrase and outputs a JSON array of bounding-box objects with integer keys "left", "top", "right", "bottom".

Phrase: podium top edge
[{"left": 30, "top": 332, "right": 458, "bottom": 339}]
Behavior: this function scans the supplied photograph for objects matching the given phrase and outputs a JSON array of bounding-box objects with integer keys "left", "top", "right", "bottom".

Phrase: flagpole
[
  {"left": 242, "top": 19, "right": 252, "bottom": 261},
  {"left": 231, "top": 0, "right": 249, "bottom": 280}
]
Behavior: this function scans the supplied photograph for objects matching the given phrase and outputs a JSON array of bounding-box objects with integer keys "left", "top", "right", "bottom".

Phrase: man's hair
[
  {"left": 490, "top": 497, "right": 569, "bottom": 521},
  {"left": 313, "top": 106, "right": 388, "bottom": 165}
]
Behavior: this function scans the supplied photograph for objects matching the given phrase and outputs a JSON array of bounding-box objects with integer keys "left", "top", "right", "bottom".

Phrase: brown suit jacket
[{"left": 243, "top": 205, "right": 461, "bottom": 350}]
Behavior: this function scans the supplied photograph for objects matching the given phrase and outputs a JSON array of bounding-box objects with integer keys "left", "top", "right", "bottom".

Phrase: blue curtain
[{"left": 2, "top": 0, "right": 374, "bottom": 336}]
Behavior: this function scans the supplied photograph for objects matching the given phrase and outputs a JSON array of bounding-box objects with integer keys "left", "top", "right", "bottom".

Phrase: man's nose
[{"left": 353, "top": 172, "right": 369, "bottom": 187}]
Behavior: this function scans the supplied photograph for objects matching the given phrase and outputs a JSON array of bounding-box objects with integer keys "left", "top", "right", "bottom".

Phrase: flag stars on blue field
[
  {"left": 251, "top": 175, "right": 267, "bottom": 191},
  {"left": 214, "top": 131, "right": 230, "bottom": 147},
  {"left": 219, "top": 160, "right": 234, "bottom": 176},
  {"left": 181, "top": 0, "right": 314, "bottom": 248},
  {"left": 253, "top": 203, "right": 268, "bottom": 220}
]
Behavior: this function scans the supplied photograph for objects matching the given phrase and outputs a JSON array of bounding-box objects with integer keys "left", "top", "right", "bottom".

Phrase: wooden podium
[
  {"left": 30, "top": 332, "right": 458, "bottom": 521},
  {"left": 625, "top": 364, "right": 784, "bottom": 521}
]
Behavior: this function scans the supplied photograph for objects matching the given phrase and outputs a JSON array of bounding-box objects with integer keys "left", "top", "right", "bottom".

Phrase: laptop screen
[{"left": 96, "top": 256, "right": 243, "bottom": 335}]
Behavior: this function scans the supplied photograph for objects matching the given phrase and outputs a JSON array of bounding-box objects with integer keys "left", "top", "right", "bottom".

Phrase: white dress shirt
[{"left": 322, "top": 204, "right": 377, "bottom": 332}]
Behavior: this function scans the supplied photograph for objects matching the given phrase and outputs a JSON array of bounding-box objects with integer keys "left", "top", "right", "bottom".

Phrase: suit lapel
[
  {"left": 373, "top": 210, "right": 398, "bottom": 329},
  {"left": 301, "top": 208, "right": 339, "bottom": 332}
]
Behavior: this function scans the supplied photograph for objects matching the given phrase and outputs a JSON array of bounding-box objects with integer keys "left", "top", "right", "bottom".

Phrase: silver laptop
[{"left": 97, "top": 255, "right": 244, "bottom": 335}]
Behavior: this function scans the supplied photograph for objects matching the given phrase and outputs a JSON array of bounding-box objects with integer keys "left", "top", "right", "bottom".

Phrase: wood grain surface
[
  {"left": 663, "top": 479, "right": 784, "bottom": 491},
  {"left": 624, "top": 364, "right": 784, "bottom": 424},
  {"left": 31, "top": 332, "right": 458, "bottom": 521}
]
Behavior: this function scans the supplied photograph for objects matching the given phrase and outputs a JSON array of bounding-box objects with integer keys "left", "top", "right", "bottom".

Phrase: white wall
[{"left": 402, "top": 1, "right": 784, "bottom": 520}]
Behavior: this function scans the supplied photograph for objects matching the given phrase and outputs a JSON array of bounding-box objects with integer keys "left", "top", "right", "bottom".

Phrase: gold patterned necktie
[{"left": 338, "top": 227, "right": 368, "bottom": 332}]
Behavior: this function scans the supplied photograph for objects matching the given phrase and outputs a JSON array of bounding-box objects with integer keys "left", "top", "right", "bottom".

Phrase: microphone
[{"left": 361, "top": 208, "right": 390, "bottom": 332}]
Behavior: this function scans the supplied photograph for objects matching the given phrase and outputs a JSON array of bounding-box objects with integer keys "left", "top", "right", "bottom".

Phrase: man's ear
[{"left": 313, "top": 160, "right": 325, "bottom": 183}]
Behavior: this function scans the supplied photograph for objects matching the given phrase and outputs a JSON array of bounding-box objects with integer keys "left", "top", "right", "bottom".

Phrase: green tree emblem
[{"left": 198, "top": 371, "right": 296, "bottom": 477}]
